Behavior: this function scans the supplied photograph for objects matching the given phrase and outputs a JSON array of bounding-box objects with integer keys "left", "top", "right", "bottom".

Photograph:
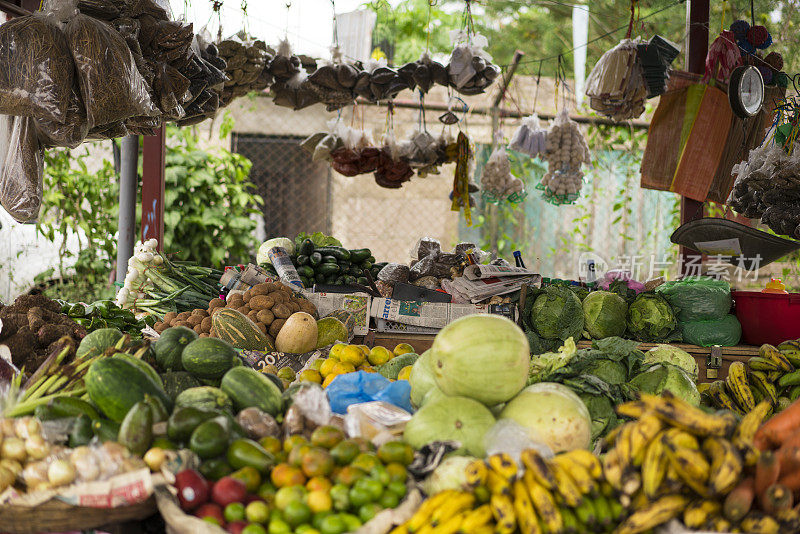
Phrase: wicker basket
[{"left": 0, "top": 496, "right": 156, "bottom": 533}]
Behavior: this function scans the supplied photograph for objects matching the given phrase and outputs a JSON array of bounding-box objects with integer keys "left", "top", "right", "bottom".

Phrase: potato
[
  {"left": 272, "top": 303, "right": 291, "bottom": 319},
  {"left": 163, "top": 312, "right": 177, "bottom": 324},
  {"left": 199, "top": 333, "right": 209, "bottom": 338},
  {"left": 255, "top": 322, "right": 267, "bottom": 335},
  {"left": 227, "top": 294, "right": 244, "bottom": 308},
  {"left": 251, "top": 283, "right": 271, "bottom": 296},
  {"left": 256, "top": 309, "right": 274, "bottom": 325},
  {"left": 249, "top": 295, "right": 275, "bottom": 310},
  {"left": 173, "top": 321, "right": 189, "bottom": 328},
  {"left": 270, "top": 291, "right": 287, "bottom": 303},
  {"left": 186, "top": 315, "right": 202, "bottom": 327},
  {"left": 287, "top": 301, "right": 300, "bottom": 313},
  {"left": 298, "top": 300, "right": 316, "bottom": 316},
  {"left": 247, "top": 310, "right": 260, "bottom": 323},
  {"left": 243, "top": 289, "right": 252, "bottom": 303},
  {"left": 193, "top": 324, "right": 203, "bottom": 334},
  {"left": 153, "top": 321, "right": 167, "bottom": 333},
  {"left": 200, "top": 316, "right": 212, "bottom": 332},
  {"left": 269, "top": 319, "right": 285, "bottom": 338},
  {"left": 191, "top": 309, "right": 208, "bottom": 318},
  {"left": 240, "top": 305, "right": 251, "bottom": 315},
  {"left": 176, "top": 311, "right": 191, "bottom": 321},
  {"left": 209, "top": 298, "right": 225, "bottom": 310}
]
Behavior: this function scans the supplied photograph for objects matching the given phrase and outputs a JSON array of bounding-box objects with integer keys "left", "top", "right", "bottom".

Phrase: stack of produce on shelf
[
  {"left": 396, "top": 448, "right": 622, "bottom": 534},
  {"left": 655, "top": 277, "right": 741, "bottom": 347},
  {"left": 704, "top": 340, "right": 800, "bottom": 415},
  {"left": 306, "top": 342, "right": 418, "bottom": 388},
  {"left": 117, "top": 239, "right": 222, "bottom": 317},
  {"left": 60, "top": 299, "right": 153, "bottom": 338},
  {"left": 540, "top": 110, "right": 591, "bottom": 205},
  {"left": 0, "top": 295, "right": 86, "bottom": 374}
]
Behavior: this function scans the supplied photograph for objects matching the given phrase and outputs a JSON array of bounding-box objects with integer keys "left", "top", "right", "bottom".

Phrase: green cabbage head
[
  {"left": 531, "top": 286, "right": 584, "bottom": 341},
  {"left": 626, "top": 293, "right": 677, "bottom": 342},
  {"left": 644, "top": 344, "right": 698, "bottom": 381},
  {"left": 629, "top": 363, "right": 700, "bottom": 406},
  {"left": 582, "top": 291, "right": 628, "bottom": 339}
]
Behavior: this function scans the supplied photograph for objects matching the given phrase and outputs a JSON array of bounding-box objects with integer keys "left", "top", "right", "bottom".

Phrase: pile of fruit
[
  {"left": 174, "top": 427, "right": 415, "bottom": 534},
  {"left": 704, "top": 341, "right": 800, "bottom": 414},
  {"left": 303, "top": 343, "right": 418, "bottom": 388},
  {"left": 396, "top": 448, "right": 621, "bottom": 534}
]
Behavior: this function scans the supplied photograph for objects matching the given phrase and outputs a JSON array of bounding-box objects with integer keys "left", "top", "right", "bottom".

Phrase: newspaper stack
[{"left": 445, "top": 264, "right": 540, "bottom": 303}]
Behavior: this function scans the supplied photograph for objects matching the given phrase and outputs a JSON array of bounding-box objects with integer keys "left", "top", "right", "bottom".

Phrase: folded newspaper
[
  {"left": 447, "top": 265, "right": 540, "bottom": 303},
  {"left": 371, "top": 298, "right": 493, "bottom": 329}
]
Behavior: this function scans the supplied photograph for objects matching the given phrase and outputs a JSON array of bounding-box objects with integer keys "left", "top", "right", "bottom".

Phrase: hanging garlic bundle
[
  {"left": 509, "top": 113, "right": 547, "bottom": 157},
  {"left": 541, "top": 109, "right": 590, "bottom": 204},
  {"left": 480, "top": 145, "right": 525, "bottom": 203}
]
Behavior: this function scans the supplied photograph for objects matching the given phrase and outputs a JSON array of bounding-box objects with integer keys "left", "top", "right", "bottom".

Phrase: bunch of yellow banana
[
  {"left": 704, "top": 342, "right": 800, "bottom": 415},
  {"left": 604, "top": 391, "right": 783, "bottom": 533},
  {"left": 393, "top": 448, "right": 624, "bottom": 534}
]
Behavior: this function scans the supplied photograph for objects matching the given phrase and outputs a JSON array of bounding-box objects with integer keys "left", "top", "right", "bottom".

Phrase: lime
[
  {"left": 379, "top": 490, "right": 399, "bottom": 509},
  {"left": 351, "top": 452, "right": 381, "bottom": 472},
  {"left": 369, "top": 465, "right": 390, "bottom": 486},
  {"left": 340, "top": 513, "right": 362, "bottom": 531},
  {"left": 274, "top": 485, "right": 307, "bottom": 511},
  {"left": 242, "top": 524, "right": 267, "bottom": 534},
  {"left": 202, "top": 517, "right": 221, "bottom": 527},
  {"left": 307, "top": 490, "right": 333, "bottom": 513},
  {"left": 339, "top": 345, "right": 365, "bottom": 367},
  {"left": 312, "top": 511, "right": 333, "bottom": 529},
  {"left": 377, "top": 441, "right": 414, "bottom": 466},
  {"left": 295, "top": 526, "right": 320, "bottom": 534},
  {"left": 368, "top": 346, "right": 392, "bottom": 366},
  {"left": 329, "top": 484, "right": 350, "bottom": 511},
  {"left": 257, "top": 481, "right": 277, "bottom": 503},
  {"left": 357, "top": 478, "right": 384, "bottom": 501},
  {"left": 348, "top": 485, "right": 372, "bottom": 508},
  {"left": 359, "top": 502, "right": 383, "bottom": 523},
  {"left": 385, "top": 463, "right": 407, "bottom": 483},
  {"left": 387, "top": 480, "right": 407, "bottom": 499},
  {"left": 284, "top": 500, "right": 312, "bottom": 528},
  {"left": 269, "top": 509, "right": 284, "bottom": 522},
  {"left": 245, "top": 501, "right": 270, "bottom": 524},
  {"left": 393, "top": 343, "right": 414, "bottom": 356},
  {"left": 224, "top": 502, "right": 246, "bottom": 523},
  {"left": 267, "top": 518, "right": 291, "bottom": 534},
  {"left": 330, "top": 440, "right": 361, "bottom": 466},
  {"left": 318, "top": 514, "right": 347, "bottom": 534},
  {"left": 319, "top": 358, "right": 338, "bottom": 378}
]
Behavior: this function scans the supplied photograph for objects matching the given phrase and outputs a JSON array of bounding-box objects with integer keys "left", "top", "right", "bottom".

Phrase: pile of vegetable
[
  {"left": 116, "top": 239, "right": 223, "bottom": 317},
  {"left": 0, "top": 294, "right": 86, "bottom": 373},
  {"left": 60, "top": 299, "right": 152, "bottom": 338}
]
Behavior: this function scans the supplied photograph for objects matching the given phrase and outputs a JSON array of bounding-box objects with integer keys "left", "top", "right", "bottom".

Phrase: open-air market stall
[{"left": 5, "top": 0, "right": 800, "bottom": 533}]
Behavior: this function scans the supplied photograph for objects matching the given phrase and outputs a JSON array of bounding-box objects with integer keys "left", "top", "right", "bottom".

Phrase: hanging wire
[
  {"left": 284, "top": 2, "right": 291, "bottom": 38},
  {"left": 240, "top": 0, "right": 249, "bottom": 36},
  {"left": 532, "top": 60, "right": 543, "bottom": 113},
  {"left": 211, "top": 0, "right": 223, "bottom": 41},
  {"left": 331, "top": 0, "right": 339, "bottom": 49}
]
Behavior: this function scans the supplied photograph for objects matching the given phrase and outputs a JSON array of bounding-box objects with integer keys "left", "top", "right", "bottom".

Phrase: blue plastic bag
[{"left": 325, "top": 371, "right": 413, "bottom": 414}]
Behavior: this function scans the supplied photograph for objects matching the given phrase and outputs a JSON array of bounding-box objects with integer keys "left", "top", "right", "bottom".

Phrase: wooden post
[
  {"left": 141, "top": 125, "right": 166, "bottom": 250},
  {"left": 680, "top": 0, "right": 710, "bottom": 274}
]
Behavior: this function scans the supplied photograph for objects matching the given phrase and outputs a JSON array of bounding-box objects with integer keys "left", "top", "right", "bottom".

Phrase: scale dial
[{"left": 729, "top": 65, "right": 765, "bottom": 118}]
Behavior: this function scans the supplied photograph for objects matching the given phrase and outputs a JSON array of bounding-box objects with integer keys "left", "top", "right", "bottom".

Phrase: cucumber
[
  {"left": 335, "top": 276, "right": 345, "bottom": 285},
  {"left": 361, "top": 261, "right": 373, "bottom": 271},
  {"left": 348, "top": 266, "right": 362, "bottom": 277},
  {"left": 315, "top": 247, "right": 350, "bottom": 261},
  {"left": 318, "top": 263, "right": 341, "bottom": 276},
  {"left": 296, "top": 265, "right": 314, "bottom": 279},
  {"left": 367, "top": 256, "right": 376, "bottom": 264},
  {"left": 299, "top": 276, "right": 311, "bottom": 288},
  {"left": 296, "top": 254, "right": 309, "bottom": 266},
  {"left": 349, "top": 249, "right": 371, "bottom": 263},
  {"left": 325, "top": 275, "right": 338, "bottom": 285},
  {"left": 298, "top": 239, "right": 314, "bottom": 256},
  {"left": 118, "top": 401, "right": 153, "bottom": 456},
  {"left": 69, "top": 414, "right": 93, "bottom": 447},
  {"left": 190, "top": 417, "right": 230, "bottom": 459},
  {"left": 344, "top": 276, "right": 357, "bottom": 285},
  {"left": 92, "top": 419, "right": 121, "bottom": 443},
  {"left": 322, "top": 255, "right": 338, "bottom": 264},
  {"left": 309, "top": 252, "right": 323, "bottom": 266},
  {"left": 315, "top": 272, "right": 326, "bottom": 284},
  {"left": 357, "top": 277, "right": 368, "bottom": 285}
]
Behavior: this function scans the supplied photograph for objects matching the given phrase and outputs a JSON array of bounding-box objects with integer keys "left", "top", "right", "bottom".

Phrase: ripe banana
[
  {"left": 733, "top": 400, "right": 772, "bottom": 448},
  {"left": 760, "top": 343, "right": 795, "bottom": 372},
  {"left": 640, "top": 391, "right": 737, "bottom": 437},
  {"left": 615, "top": 400, "right": 648, "bottom": 419},
  {"left": 727, "top": 361, "right": 756, "bottom": 412},
  {"left": 683, "top": 499, "right": 720, "bottom": 529},
  {"left": 432, "top": 511, "right": 468, "bottom": 534},
  {"left": 520, "top": 449, "right": 556, "bottom": 489},
  {"left": 749, "top": 370, "right": 779, "bottom": 406},
  {"left": 558, "top": 449, "right": 602, "bottom": 479},
  {"left": 522, "top": 471, "right": 563, "bottom": 532},
  {"left": 486, "top": 469, "right": 512, "bottom": 496},
  {"left": 661, "top": 430, "right": 711, "bottom": 496},
  {"left": 430, "top": 492, "right": 475, "bottom": 527},
  {"left": 740, "top": 514, "right": 781, "bottom": 534},
  {"left": 406, "top": 490, "right": 456, "bottom": 532},
  {"left": 711, "top": 516, "right": 733, "bottom": 532},
  {"left": 602, "top": 448, "right": 624, "bottom": 492},
  {"left": 703, "top": 437, "right": 743, "bottom": 494},
  {"left": 778, "top": 340, "right": 800, "bottom": 367},
  {"left": 487, "top": 452, "right": 518, "bottom": 481},
  {"left": 614, "top": 495, "right": 689, "bottom": 534},
  {"left": 489, "top": 493, "right": 517, "bottom": 534},
  {"left": 551, "top": 455, "right": 595, "bottom": 495},
  {"left": 550, "top": 460, "right": 584, "bottom": 507},
  {"left": 642, "top": 432, "right": 668, "bottom": 498},
  {"left": 473, "top": 485, "right": 490, "bottom": 504},
  {"left": 705, "top": 380, "right": 740, "bottom": 413},
  {"left": 747, "top": 356, "right": 782, "bottom": 372},
  {"left": 512, "top": 479, "right": 542, "bottom": 534},
  {"left": 629, "top": 414, "right": 662, "bottom": 466},
  {"left": 615, "top": 422, "right": 635, "bottom": 466},
  {"left": 458, "top": 504, "right": 493, "bottom": 532},
  {"left": 465, "top": 459, "right": 488, "bottom": 487}
]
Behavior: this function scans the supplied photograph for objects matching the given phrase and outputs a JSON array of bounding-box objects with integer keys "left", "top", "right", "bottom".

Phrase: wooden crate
[{"left": 577, "top": 341, "right": 760, "bottom": 382}]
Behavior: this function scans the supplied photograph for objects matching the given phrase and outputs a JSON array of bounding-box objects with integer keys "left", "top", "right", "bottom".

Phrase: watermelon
[
  {"left": 181, "top": 337, "right": 237, "bottom": 379},
  {"left": 112, "top": 352, "right": 164, "bottom": 388},
  {"left": 175, "top": 386, "right": 234, "bottom": 414},
  {"left": 161, "top": 371, "right": 202, "bottom": 400},
  {"left": 85, "top": 358, "right": 172, "bottom": 423},
  {"left": 403, "top": 395, "right": 495, "bottom": 457},
  {"left": 77, "top": 328, "right": 124, "bottom": 358},
  {"left": 220, "top": 367, "right": 283, "bottom": 416},
  {"left": 154, "top": 326, "right": 197, "bottom": 371},
  {"left": 211, "top": 308, "right": 273, "bottom": 351}
]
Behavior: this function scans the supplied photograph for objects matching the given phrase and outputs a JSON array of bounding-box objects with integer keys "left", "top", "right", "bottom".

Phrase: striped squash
[{"left": 211, "top": 308, "right": 274, "bottom": 351}]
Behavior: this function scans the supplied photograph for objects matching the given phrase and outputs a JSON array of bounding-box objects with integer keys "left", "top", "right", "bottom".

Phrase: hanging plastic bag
[
  {"left": 585, "top": 39, "right": 647, "bottom": 121},
  {"left": 66, "top": 13, "right": 158, "bottom": 128},
  {"left": 0, "top": 116, "right": 44, "bottom": 223},
  {"left": 0, "top": 14, "right": 74, "bottom": 124},
  {"left": 34, "top": 85, "right": 89, "bottom": 149},
  {"left": 480, "top": 146, "right": 525, "bottom": 203},
  {"left": 509, "top": 114, "right": 547, "bottom": 157},
  {"left": 655, "top": 277, "right": 732, "bottom": 322},
  {"left": 680, "top": 314, "right": 742, "bottom": 347},
  {"left": 446, "top": 30, "right": 500, "bottom": 96}
]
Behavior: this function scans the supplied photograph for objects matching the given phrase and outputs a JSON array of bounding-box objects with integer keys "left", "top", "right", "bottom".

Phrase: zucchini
[
  {"left": 309, "top": 252, "right": 323, "bottom": 266},
  {"left": 348, "top": 266, "right": 362, "bottom": 277},
  {"left": 357, "top": 277, "right": 368, "bottom": 285},
  {"left": 296, "top": 265, "right": 314, "bottom": 279},
  {"left": 343, "top": 276, "right": 357, "bottom": 285},
  {"left": 322, "top": 255, "right": 338, "bottom": 264},
  {"left": 317, "top": 263, "right": 341, "bottom": 276},
  {"left": 349, "top": 249, "right": 371, "bottom": 263},
  {"left": 298, "top": 239, "right": 315, "bottom": 256},
  {"left": 367, "top": 255, "right": 376, "bottom": 264},
  {"left": 296, "top": 254, "right": 309, "bottom": 266},
  {"left": 315, "top": 247, "right": 350, "bottom": 261}
]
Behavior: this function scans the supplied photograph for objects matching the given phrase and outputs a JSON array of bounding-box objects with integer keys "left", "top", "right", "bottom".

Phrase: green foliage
[
  {"left": 163, "top": 126, "right": 263, "bottom": 268},
  {"left": 37, "top": 146, "right": 120, "bottom": 302}
]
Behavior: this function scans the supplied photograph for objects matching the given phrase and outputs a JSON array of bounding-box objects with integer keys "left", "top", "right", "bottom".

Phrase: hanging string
[
  {"left": 331, "top": 0, "right": 340, "bottom": 49},
  {"left": 720, "top": 0, "right": 728, "bottom": 33},
  {"left": 284, "top": 2, "right": 291, "bottom": 38},
  {"left": 532, "top": 60, "right": 543, "bottom": 113},
  {"left": 212, "top": 0, "right": 223, "bottom": 42},
  {"left": 625, "top": 0, "right": 637, "bottom": 39},
  {"left": 240, "top": 0, "right": 249, "bottom": 37},
  {"left": 461, "top": 0, "right": 475, "bottom": 41},
  {"left": 750, "top": 0, "right": 755, "bottom": 28},
  {"left": 418, "top": 90, "right": 428, "bottom": 133},
  {"left": 425, "top": 1, "right": 436, "bottom": 55}
]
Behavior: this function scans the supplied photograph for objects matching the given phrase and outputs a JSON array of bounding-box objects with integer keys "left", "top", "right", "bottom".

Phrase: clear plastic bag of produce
[
  {"left": 0, "top": 13, "right": 74, "bottom": 124},
  {"left": 411, "top": 237, "right": 442, "bottom": 260},
  {"left": 326, "top": 371, "right": 412, "bottom": 415},
  {"left": 378, "top": 263, "right": 411, "bottom": 284},
  {"left": 35, "top": 85, "right": 89, "bottom": 148},
  {"left": 65, "top": 12, "right": 158, "bottom": 128},
  {"left": 655, "top": 277, "right": 732, "bottom": 322},
  {"left": 680, "top": 314, "right": 742, "bottom": 347},
  {"left": 0, "top": 115, "right": 44, "bottom": 223}
]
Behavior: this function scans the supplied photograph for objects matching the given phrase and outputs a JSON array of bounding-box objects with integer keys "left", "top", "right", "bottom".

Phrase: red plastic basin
[{"left": 733, "top": 290, "right": 800, "bottom": 346}]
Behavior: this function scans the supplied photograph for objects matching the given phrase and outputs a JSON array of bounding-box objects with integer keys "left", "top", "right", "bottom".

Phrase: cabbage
[
  {"left": 499, "top": 382, "right": 592, "bottom": 453},
  {"left": 409, "top": 350, "right": 436, "bottom": 408},
  {"left": 421, "top": 455, "right": 477, "bottom": 494},
  {"left": 530, "top": 286, "right": 584, "bottom": 341},
  {"left": 528, "top": 338, "right": 577, "bottom": 384},
  {"left": 644, "top": 345, "right": 698, "bottom": 380},
  {"left": 629, "top": 363, "right": 700, "bottom": 406},
  {"left": 582, "top": 291, "right": 628, "bottom": 339},
  {"left": 256, "top": 237, "right": 295, "bottom": 265},
  {"left": 626, "top": 293, "right": 677, "bottom": 342},
  {"left": 432, "top": 315, "right": 530, "bottom": 406},
  {"left": 403, "top": 395, "right": 496, "bottom": 457}
]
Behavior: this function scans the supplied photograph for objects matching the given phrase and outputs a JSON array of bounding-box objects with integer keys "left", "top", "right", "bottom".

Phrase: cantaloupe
[{"left": 275, "top": 312, "right": 318, "bottom": 354}]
